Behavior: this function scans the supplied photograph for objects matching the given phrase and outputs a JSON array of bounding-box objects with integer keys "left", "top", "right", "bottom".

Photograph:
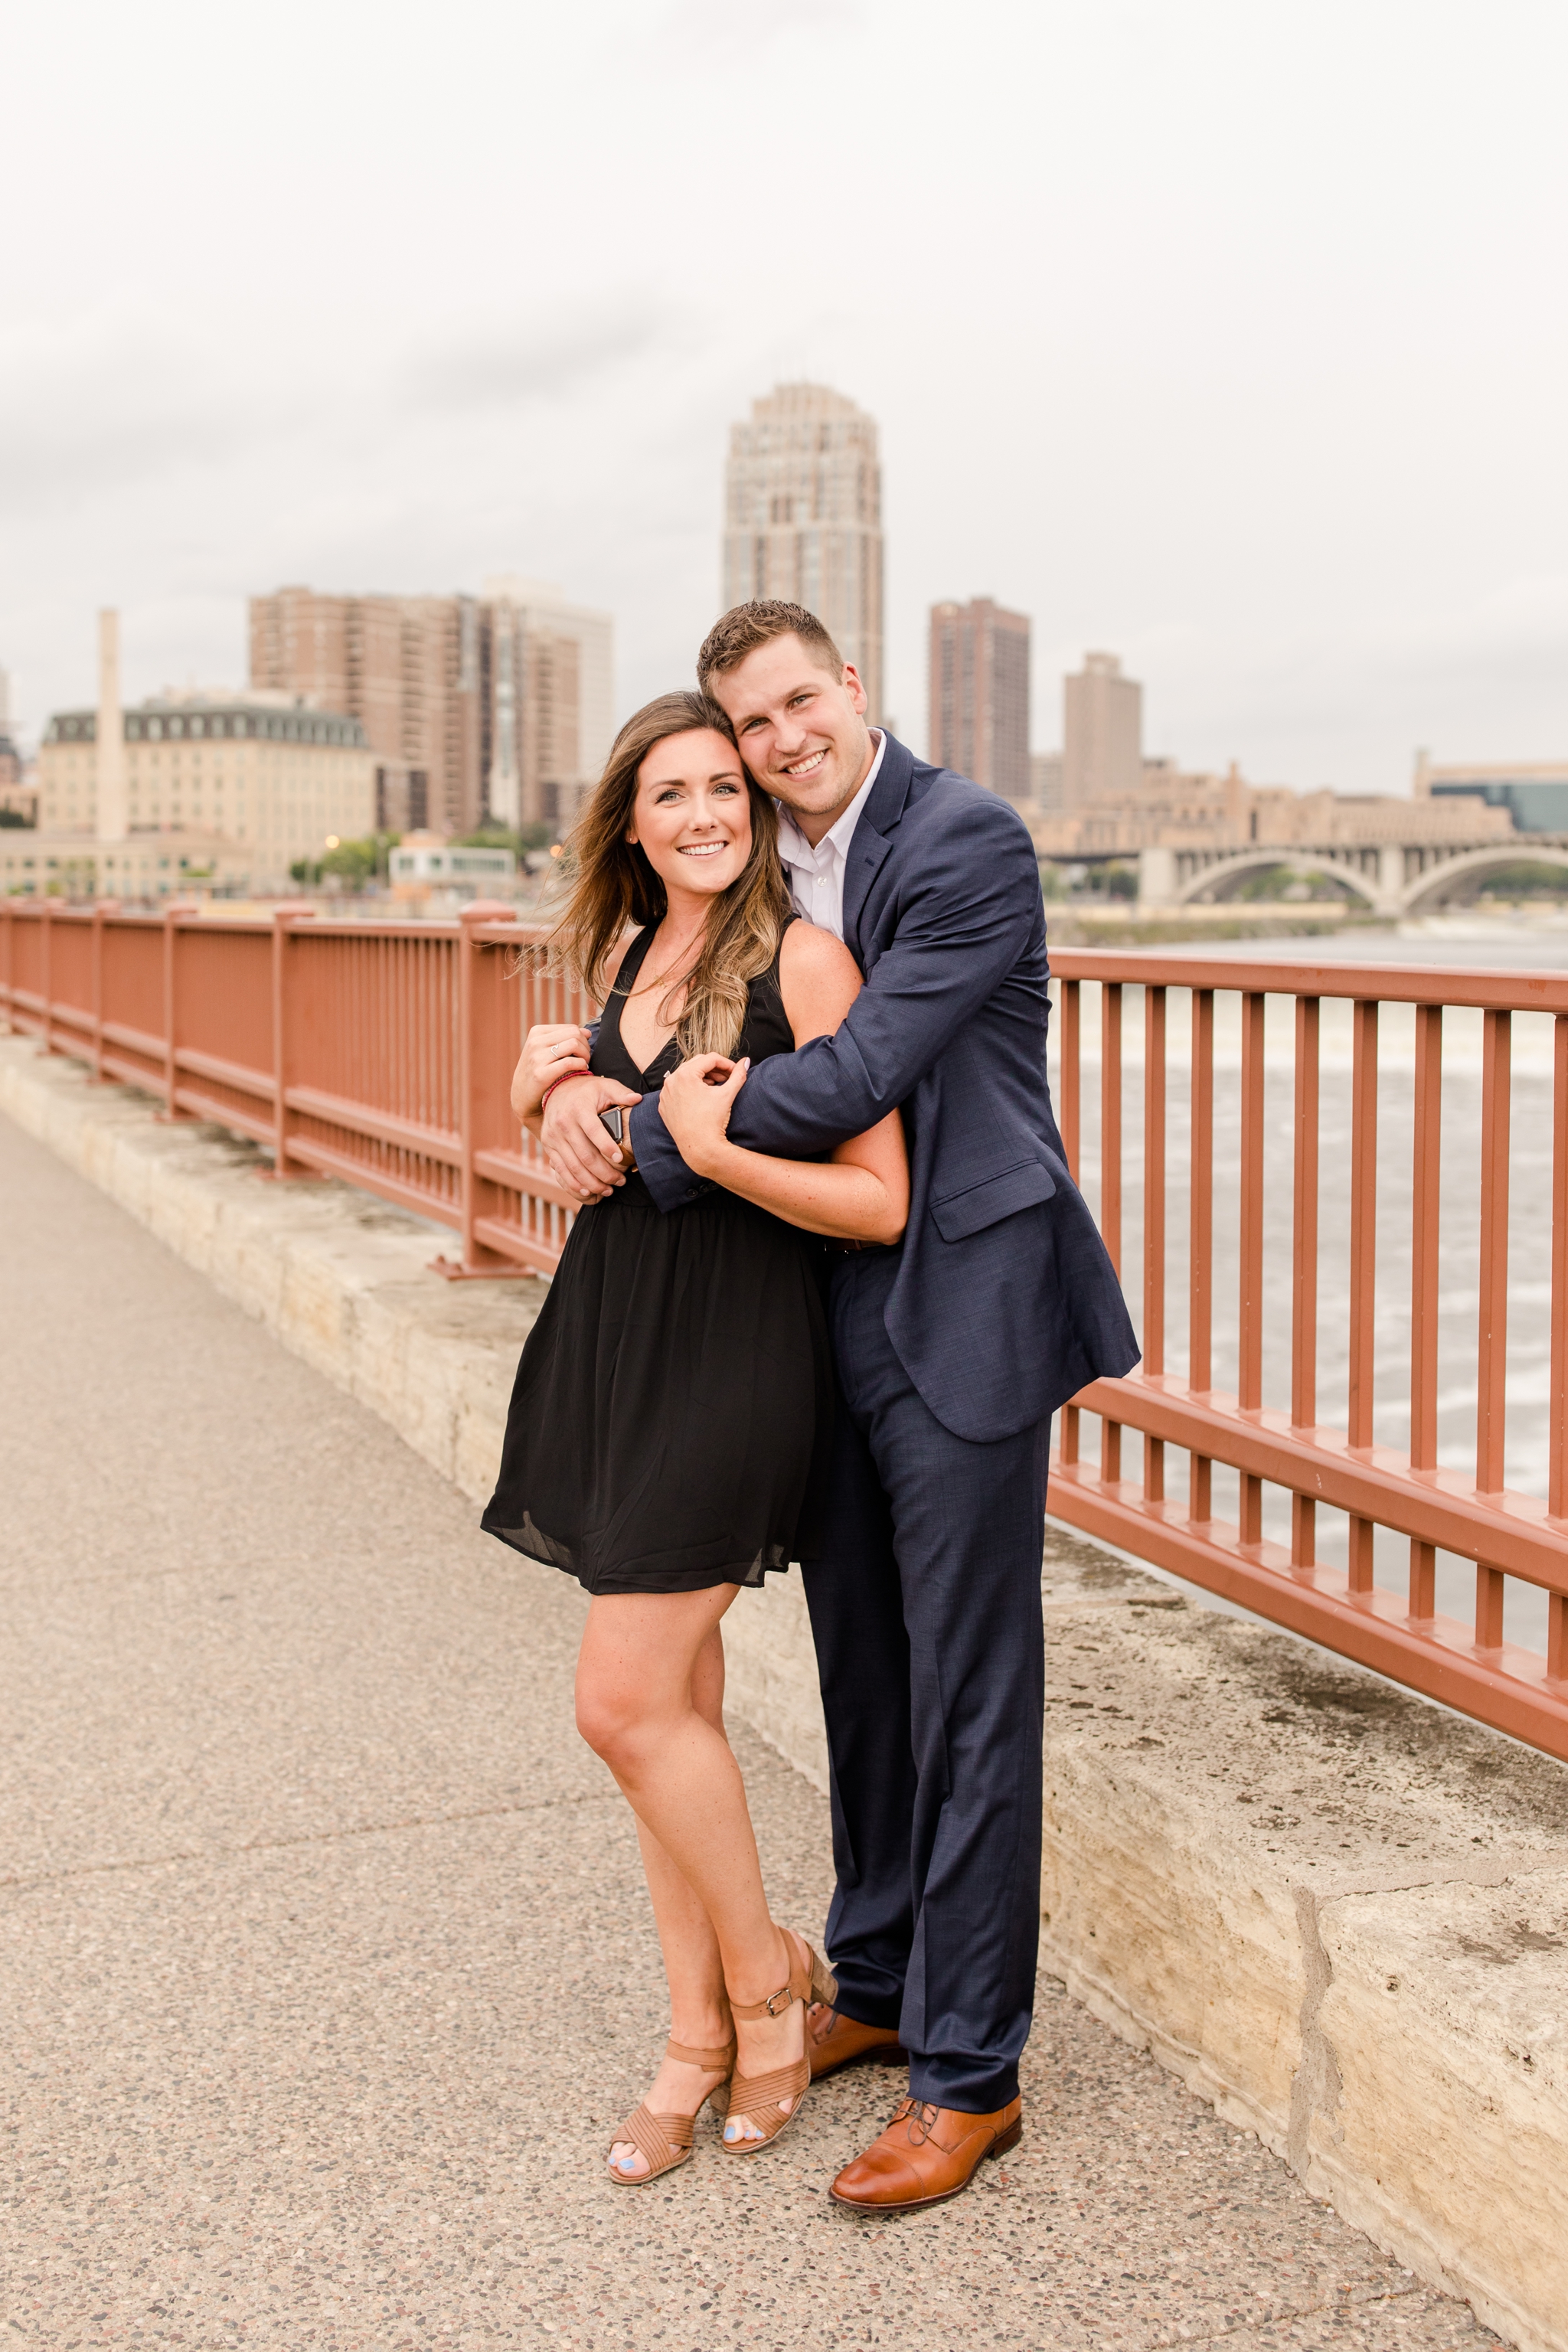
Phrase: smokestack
[{"left": 97, "top": 609, "right": 127, "bottom": 843}]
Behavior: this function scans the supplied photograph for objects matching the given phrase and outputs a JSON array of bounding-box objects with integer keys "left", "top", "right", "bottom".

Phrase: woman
[{"left": 484, "top": 691, "right": 907, "bottom": 2187}]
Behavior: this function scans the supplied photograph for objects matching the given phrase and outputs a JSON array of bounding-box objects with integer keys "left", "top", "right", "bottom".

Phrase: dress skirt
[{"left": 482, "top": 1171, "right": 833, "bottom": 1596}]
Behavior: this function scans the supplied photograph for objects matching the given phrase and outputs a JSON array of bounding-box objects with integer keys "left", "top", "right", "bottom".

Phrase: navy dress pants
[{"left": 801, "top": 1249, "right": 1048, "bottom": 2114}]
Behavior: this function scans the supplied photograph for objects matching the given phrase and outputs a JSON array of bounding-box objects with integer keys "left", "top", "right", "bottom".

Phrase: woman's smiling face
[{"left": 627, "top": 727, "right": 753, "bottom": 904}]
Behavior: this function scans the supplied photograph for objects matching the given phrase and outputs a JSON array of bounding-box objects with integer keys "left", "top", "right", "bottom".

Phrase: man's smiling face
[{"left": 707, "top": 634, "right": 876, "bottom": 847}]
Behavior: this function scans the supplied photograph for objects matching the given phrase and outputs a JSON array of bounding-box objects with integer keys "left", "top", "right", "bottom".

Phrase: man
[{"left": 540, "top": 601, "right": 1137, "bottom": 2210}]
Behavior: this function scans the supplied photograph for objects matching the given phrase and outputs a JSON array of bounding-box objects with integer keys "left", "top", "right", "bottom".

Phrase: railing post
[
  {"left": 1142, "top": 985, "right": 1166, "bottom": 1503},
  {"left": 1549, "top": 1016, "right": 1568, "bottom": 1683},
  {"left": 1189, "top": 986, "right": 1215, "bottom": 1523},
  {"left": 1238, "top": 990, "right": 1266, "bottom": 1547},
  {"left": 1409, "top": 1001, "right": 1443, "bottom": 1617},
  {"left": 1290, "top": 995, "right": 1320, "bottom": 1568},
  {"left": 1347, "top": 998, "right": 1379, "bottom": 1591},
  {"left": 432, "top": 900, "right": 528, "bottom": 1278},
  {"left": 90, "top": 900, "right": 118, "bottom": 1083},
  {"left": 159, "top": 900, "right": 200, "bottom": 1120},
  {"left": 40, "top": 897, "right": 54, "bottom": 1057},
  {"left": 268, "top": 902, "right": 315, "bottom": 1178}
]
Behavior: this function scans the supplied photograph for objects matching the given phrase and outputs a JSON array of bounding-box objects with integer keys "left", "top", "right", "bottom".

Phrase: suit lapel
[{"left": 842, "top": 733, "right": 913, "bottom": 959}]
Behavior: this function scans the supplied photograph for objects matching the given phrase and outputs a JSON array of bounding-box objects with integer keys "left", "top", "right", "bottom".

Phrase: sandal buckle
[{"left": 763, "top": 1986, "right": 792, "bottom": 2017}]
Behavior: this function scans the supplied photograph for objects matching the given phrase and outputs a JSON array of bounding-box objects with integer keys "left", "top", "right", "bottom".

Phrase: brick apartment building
[
  {"left": 248, "top": 580, "right": 613, "bottom": 836},
  {"left": 928, "top": 598, "right": 1031, "bottom": 802}
]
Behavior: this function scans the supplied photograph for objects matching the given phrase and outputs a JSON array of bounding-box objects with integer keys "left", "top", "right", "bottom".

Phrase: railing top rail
[{"left": 1048, "top": 946, "right": 1568, "bottom": 1015}]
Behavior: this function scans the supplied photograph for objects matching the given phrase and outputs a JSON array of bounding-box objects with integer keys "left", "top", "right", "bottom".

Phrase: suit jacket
[{"left": 629, "top": 735, "right": 1139, "bottom": 1442}]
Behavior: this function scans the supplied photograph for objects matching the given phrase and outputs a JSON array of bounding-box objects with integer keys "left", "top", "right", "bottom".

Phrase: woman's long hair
[{"left": 549, "top": 691, "right": 792, "bottom": 1057}]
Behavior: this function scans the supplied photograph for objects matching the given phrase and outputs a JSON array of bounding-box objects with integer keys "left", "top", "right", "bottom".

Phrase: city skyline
[{"left": 2, "top": 2, "right": 1565, "bottom": 793}]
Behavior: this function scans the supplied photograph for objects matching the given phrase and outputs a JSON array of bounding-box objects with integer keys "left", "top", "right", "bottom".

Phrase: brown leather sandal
[
  {"left": 606, "top": 2036, "right": 736, "bottom": 2187},
  {"left": 723, "top": 1929, "right": 837, "bottom": 2158}
]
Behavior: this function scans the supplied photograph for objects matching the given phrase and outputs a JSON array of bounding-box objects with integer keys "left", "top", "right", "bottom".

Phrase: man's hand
[
  {"left": 657, "top": 1054, "right": 750, "bottom": 1181},
  {"left": 539, "top": 1072, "right": 642, "bottom": 1202},
  {"left": 511, "top": 1023, "right": 593, "bottom": 1125}
]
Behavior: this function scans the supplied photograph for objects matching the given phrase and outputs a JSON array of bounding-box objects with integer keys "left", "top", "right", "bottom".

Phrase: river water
[{"left": 1048, "top": 915, "right": 1568, "bottom": 1654}]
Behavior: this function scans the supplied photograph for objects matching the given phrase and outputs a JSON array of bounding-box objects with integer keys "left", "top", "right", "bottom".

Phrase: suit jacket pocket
[{"left": 929, "top": 1158, "right": 1057, "bottom": 1243}]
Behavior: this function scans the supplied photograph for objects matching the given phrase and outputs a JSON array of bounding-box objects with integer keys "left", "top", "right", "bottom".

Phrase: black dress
[{"left": 482, "top": 920, "right": 833, "bottom": 1596}]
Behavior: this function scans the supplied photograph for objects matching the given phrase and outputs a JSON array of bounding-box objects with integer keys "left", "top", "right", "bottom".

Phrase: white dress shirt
[{"left": 775, "top": 730, "right": 886, "bottom": 944}]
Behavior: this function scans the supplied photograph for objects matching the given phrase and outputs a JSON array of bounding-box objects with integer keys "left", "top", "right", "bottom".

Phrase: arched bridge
[{"left": 1137, "top": 835, "right": 1568, "bottom": 913}]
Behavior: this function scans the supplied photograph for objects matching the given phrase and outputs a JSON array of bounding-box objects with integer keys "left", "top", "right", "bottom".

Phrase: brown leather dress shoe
[
  {"left": 829, "top": 2095, "right": 1023, "bottom": 2211},
  {"left": 808, "top": 2005, "right": 906, "bottom": 2082}
]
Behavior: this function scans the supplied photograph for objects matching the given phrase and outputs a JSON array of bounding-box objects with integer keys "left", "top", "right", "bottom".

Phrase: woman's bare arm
[
  {"left": 511, "top": 935, "right": 638, "bottom": 1138},
  {"left": 655, "top": 923, "right": 909, "bottom": 1244}
]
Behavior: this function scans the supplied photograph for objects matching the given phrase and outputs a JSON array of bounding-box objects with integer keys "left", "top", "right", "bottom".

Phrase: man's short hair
[{"left": 697, "top": 601, "right": 845, "bottom": 696}]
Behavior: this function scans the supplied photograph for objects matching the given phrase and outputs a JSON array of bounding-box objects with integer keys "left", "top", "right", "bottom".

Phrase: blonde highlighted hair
[{"left": 549, "top": 691, "right": 792, "bottom": 1058}]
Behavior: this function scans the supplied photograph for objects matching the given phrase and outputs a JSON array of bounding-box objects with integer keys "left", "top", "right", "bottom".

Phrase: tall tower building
[
  {"left": 723, "top": 384, "right": 883, "bottom": 723},
  {"left": 928, "top": 598, "right": 1031, "bottom": 801},
  {"left": 1063, "top": 652, "right": 1142, "bottom": 807}
]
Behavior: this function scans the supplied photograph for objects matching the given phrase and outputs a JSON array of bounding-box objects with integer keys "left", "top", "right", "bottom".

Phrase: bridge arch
[
  {"left": 1397, "top": 842, "right": 1568, "bottom": 913},
  {"left": 1169, "top": 849, "right": 1383, "bottom": 910}
]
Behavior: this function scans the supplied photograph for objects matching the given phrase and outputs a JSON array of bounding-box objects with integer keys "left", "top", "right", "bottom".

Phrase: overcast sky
[{"left": 4, "top": 0, "right": 1565, "bottom": 792}]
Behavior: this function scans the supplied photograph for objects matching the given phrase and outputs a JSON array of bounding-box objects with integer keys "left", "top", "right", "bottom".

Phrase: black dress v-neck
[{"left": 481, "top": 921, "right": 833, "bottom": 1595}]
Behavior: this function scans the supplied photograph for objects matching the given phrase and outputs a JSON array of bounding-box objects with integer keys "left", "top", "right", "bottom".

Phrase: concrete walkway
[{"left": 0, "top": 1106, "right": 1496, "bottom": 2350}]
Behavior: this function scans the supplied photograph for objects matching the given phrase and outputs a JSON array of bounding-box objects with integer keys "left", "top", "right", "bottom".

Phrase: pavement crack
[
  {"left": 0, "top": 1788, "right": 621, "bottom": 1893},
  {"left": 1149, "top": 2281, "right": 1434, "bottom": 2348}
]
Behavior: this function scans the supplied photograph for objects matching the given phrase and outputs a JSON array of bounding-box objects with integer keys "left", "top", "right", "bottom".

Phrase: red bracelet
[{"left": 540, "top": 1069, "right": 593, "bottom": 1114}]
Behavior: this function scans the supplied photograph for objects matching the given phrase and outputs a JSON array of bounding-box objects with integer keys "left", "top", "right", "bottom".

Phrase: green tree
[{"left": 452, "top": 822, "right": 551, "bottom": 858}]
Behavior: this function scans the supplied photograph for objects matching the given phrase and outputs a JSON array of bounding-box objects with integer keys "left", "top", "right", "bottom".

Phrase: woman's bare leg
[
  {"left": 578, "top": 1589, "right": 808, "bottom": 2164},
  {"left": 608, "top": 1628, "right": 730, "bottom": 2178}
]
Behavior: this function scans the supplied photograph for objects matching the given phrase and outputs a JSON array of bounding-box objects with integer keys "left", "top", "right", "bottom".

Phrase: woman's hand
[
  {"left": 657, "top": 1054, "right": 750, "bottom": 1178},
  {"left": 511, "top": 1023, "right": 594, "bottom": 1125}
]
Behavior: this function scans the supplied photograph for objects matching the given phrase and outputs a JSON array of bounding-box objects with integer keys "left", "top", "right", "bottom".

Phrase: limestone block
[
  {"left": 1041, "top": 1733, "right": 1305, "bottom": 2148},
  {"left": 722, "top": 1574, "right": 830, "bottom": 1792},
  {"left": 1309, "top": 1870, "right": 1568, "bottom": 2352}
]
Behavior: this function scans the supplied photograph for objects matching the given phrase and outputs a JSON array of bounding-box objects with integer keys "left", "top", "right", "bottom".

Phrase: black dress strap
[{"left": 591, "top": 927, "right": 680, "bottom": 1093}]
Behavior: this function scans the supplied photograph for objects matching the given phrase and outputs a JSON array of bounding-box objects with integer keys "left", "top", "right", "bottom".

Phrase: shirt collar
[{"left": 776, "top": 730, "right": 885, "bottom": 870}]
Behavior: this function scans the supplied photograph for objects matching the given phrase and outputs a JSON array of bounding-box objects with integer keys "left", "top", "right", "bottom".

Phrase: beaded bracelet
[{"left": 539, "top": 1069, "right": 593, "bottom": 1114}]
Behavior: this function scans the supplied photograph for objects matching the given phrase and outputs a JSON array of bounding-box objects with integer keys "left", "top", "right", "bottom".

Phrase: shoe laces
[{"left": 893, "top": 2097, "right": 941, "bottom": 2146}]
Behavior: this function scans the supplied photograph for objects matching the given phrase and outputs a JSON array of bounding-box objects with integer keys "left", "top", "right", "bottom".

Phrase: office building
[
  {"left": 480, "top": 577, "right": 615, "bottom": 831},
  {"left": 928, "top": 599, "right": 1031, "bottom": 801},
  {"left": 1413, "top": 750, "right": 1568, "bottom": 834},
  {"left": 1063, "top": 652, "right": 1144, "bottom": 808},
  {"left": 249, "top": 581, "right": 613, "bottom": 837},
  {"left": 723, "top": 384, "right": 883, "bottom": 722}
]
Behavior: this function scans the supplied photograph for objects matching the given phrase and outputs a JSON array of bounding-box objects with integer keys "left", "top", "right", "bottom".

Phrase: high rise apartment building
[
  {"left": 248, "top": 582, "right": 613, "bottom": 836},
  {"left": 723, "top": 384, "right": 883, "bottom": 723},
  {"left": 480, "top": 577, "right": 615, "bottom": 831},
  {"left": 1063, "top": 652, "right": 1143, "bottom": 807},
  {"left": 928, "top": 599, "right": 1031, "bottom": 802}
]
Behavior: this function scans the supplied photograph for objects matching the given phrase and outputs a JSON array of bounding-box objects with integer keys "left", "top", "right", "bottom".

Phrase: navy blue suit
[{"left": 631, "top": 736, "right": 1138, "bottom": 2108}]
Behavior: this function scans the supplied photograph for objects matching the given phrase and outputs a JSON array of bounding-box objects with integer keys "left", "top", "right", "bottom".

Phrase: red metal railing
[
  {"left": 0, "top": 898, "right": 584, "bottom": 1279},
  {"left": 1047, "top": 949, "right": 1568, "bottom": 1762},
  {"left": 5, "top": 903, "right": 1566, "bottom": 1759}
]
